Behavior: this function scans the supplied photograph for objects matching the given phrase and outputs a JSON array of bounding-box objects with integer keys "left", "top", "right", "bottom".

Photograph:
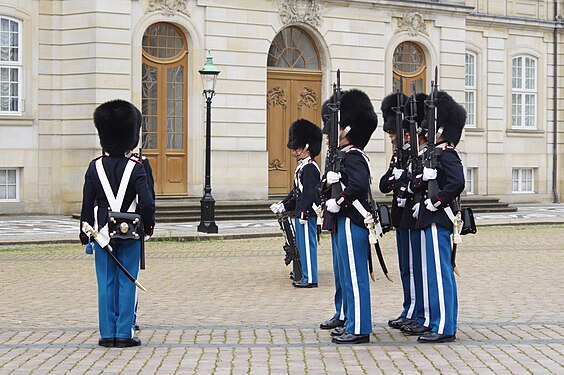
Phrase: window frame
[
  {"left": 511, "top": 168, "right": 535, "bottom": 193},
  {"left": 466, "top": 167, "right": 476, "bottom": 195},
  {"left": 0, "top": 16, "right": 22, "bottom": 116},
  {"left": 464, "top": 52, "right": 477, "bottom": 129},
  {"left": 511, "top": 55, "right": 537, "bottom": 130},
  {"left": 0, "top": 167, "right": 19, "bottom": 201}
]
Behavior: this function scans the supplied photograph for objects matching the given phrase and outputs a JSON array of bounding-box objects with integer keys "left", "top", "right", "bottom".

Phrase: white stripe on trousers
[
  {"left": 345, "top": 218, "right": 361, "bottom": 335},
  {"left": 431, "top": 223, "right": 446, "bottom": 334},
  {"left": 421, "top": 230, "right": 430, "bottom": 326},
  {"left": 304, "top": 221, "right": 312, "bottom": 283},
  {"left": 406, "top": 229, "right": 416, "bottom": 319}
]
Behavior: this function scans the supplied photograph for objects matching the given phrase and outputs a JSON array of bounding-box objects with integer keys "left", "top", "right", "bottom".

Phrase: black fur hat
[
  {"left": 421, "top": 91, "right": 466, "bottom": 146},
  {"left": 381, "top": 92, "right": 406, "bottom": 133},
  {"left": 339, "top": 89, "right": 378, "bottom": 149},
  {"left": 287, "top": 119, "right": 323, "bottom": 157},
  {"left": 94, "top": 99, "right": 142, "bottom": 156}
]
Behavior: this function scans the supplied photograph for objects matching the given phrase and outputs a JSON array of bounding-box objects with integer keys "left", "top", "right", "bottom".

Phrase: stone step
[{"left": 73, "top": 195, "right": 517, "bottom": 222}]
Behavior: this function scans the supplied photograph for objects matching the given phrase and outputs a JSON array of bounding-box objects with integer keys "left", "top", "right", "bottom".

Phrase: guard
[
  {"left": 270, "top": 119, "right": 322, "bottom": 288},
  {"left": 79, "top": 99, "right": 156, "bottom": 348}
]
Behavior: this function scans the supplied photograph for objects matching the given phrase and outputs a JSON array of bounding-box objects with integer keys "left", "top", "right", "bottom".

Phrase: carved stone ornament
[
  {"left": 269, "top": 158, "right": 287, "bottom": 171},
  {"left": 279, "top": 0, "right": 321, "bottom": 27},
  {"left": 267, "top": 86, "right": 288, "bottom": 109},
  {"left": 297, "top": 87, "right": 318, "bottom": 110},
  {"left": 146, "top": 0, "right": 190, "bottom": 17},
  {"left": 397, "top": 12, "right": 428, "bottom": 37}
]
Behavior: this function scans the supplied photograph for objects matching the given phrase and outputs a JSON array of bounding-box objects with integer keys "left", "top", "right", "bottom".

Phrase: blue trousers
[
  {"left": 294, "top": 216, "right": 318, "bottom": 284},
  {"left": 94, "top": 239, "right": 140, "bottom": 339},
  {"left": 331, "top": 233, "right": 345, "bottom": 321},
  {"left": 422, "top": 223, "right": 458, "bottom": 335},
  {"left": 335, "top": 217, "right": 372, "bottom": 335}
]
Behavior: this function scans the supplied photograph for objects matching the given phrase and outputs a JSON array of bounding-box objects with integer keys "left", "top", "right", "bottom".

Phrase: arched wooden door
[
  {"left": 141, "top": 23, "right": 188, "bottom": 195},
  {"left": 393, "top": 41, "right": 427, "bottom": 95},
  {"left": 267, "top": 27, "right": 322, "bottom": 195}
]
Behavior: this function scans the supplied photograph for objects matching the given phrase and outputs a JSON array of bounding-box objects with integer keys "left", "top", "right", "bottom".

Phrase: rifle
[
  {"left": 321, "top": 69, "right": 345, "bottom": 230},
  {"left": 407, "top": 83, "right": 421, "bottom": 177},
  {"left": 394, "top": 77, "right": 405, "bottom": 169},
  {"left": 139, "top": 147, "right": 146, "bottom": 270},
  {"left": 276, "top": 212, "right": 302, "bottom": 282},
  {"left": 424, "top": 67, "right": 440, "bottom": 199}
]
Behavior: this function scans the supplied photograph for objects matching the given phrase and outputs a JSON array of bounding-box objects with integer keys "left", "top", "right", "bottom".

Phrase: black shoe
[
  {"left": 320, "top": 317, "right": 345, "bottom": 330},
  {"left": 388, "top": 316, "right": 414, "bottom": 329},
  {"left": 293, "top": 280, "right": 318, "bottom": 288},
  {"left": 417, "top": 332, "right": 456, "bottom": 343},
  {"left": 401, "top": 322, "right": 431, "bottom": 336},
  {"left": 330, "top": 326, "right": 346, "bottom": 337},
  {"left": 98, "top": 338, "right": 115, "bottom": 347},
  {"left": 332, "top": 333, "right": 370, "bottom": 345},
  {"left": 115, "top": 337, "right": 142, "bottom": 348}
]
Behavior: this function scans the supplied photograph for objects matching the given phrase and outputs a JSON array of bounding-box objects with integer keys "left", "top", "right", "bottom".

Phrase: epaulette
[{"left": 128, "top": 153, "right": 145, "bottom": 164}]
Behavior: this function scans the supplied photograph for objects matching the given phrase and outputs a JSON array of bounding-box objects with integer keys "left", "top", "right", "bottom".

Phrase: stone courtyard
[{"left": 0, "top": 224, "right": 563, "bottom": 374}]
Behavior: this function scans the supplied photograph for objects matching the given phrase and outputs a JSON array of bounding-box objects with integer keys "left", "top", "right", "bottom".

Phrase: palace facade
[{"left": 0, "top": 0, "right": 562, "bottom": 215}]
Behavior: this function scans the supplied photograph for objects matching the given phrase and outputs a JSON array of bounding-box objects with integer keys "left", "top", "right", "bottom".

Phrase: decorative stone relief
[
  {"left": 147, "top": 0, "right": 190, "bottom": 17},
  {"left": 279, "top": 0, "right": 321, "bottom": 28},
  {"left": 397, "top": 12, "right": 428, "bottom": 37},
  {"left": 297, "top": 87, "right": 318, "bottom": 110},
  {"left": 268, "top": 159, "right": 287, "bottom": 171},
  {"left": 267, "top": 86, "right": 288, "bottom": 109}
]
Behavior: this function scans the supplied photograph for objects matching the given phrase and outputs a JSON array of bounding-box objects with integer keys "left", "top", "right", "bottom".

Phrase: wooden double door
[{"left": 267, "top": 70, "right": 322, "bottom": 195}]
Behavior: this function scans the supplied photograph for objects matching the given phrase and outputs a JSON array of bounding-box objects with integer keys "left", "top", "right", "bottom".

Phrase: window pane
[
  {"left": 465, "top": 53, "right": 475, "bottom": 87},
  {"left": 0, "top": 170, "right": 5, "bottom": 184},
  {"left": 0, "top": 185, "right": 5, "bottom": 199},
  {"left": 7, "top": 185, "right": 15, "bottom": 199},
  {"left": 465, "top": 91, "right": 475, "bottom": 127},
  {"left": 512, "top": 57, "right": 522, "bottom": 89}
]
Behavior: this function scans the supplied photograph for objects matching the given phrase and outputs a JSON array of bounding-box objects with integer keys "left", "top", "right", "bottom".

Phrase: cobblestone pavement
[{"left": 0, "top": 224, "right": 563, "bottom": 374}]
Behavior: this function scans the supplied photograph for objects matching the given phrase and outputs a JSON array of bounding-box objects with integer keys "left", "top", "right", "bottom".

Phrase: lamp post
[{"left": 197, "top": 50, "right": 220, "bottom": 233}]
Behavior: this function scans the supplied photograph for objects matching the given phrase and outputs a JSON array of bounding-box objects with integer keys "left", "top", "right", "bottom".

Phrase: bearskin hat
[
  {"left": 338, "top": 89, "right": 378, "bottom": 149},
  {"left": 287, "top": 119, "right": 323, "bottom": 157},
  {"left": 380, "top": 92, "right": 406, "bottom": 133},
  {"left": 421, "top": 91, "right": 466, "bottom": 146},
  {"left": 94, "top": 99, "right": 142, "bottom": 156}
]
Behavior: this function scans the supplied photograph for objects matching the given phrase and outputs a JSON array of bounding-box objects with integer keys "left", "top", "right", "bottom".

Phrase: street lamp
[{"left": 197, "top": 50, "right": 220, "bottom": 233}]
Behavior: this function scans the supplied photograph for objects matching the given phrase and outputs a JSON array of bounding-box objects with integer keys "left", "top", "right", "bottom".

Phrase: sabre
[{"left": 82, "top": 221, "right": 147, "bottom": 292}]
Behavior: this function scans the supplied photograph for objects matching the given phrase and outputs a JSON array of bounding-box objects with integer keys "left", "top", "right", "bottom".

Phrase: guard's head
[
  {"left": 94, "top": 99, "right": 142, "bottom": 155},
  {"left": 421, "top": 90, "right": 466, "bottom": 146},
  {"left": 338, "top": 89, "right": 378, "bottom": 149},
  {"left": 380, "top": 92, "right": 406, "bottom": 134},
  {"left": 287, "top": 119, "right": 323, "bottom": 157}
]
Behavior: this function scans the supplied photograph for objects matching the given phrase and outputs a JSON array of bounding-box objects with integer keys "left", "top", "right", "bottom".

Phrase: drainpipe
[{"left": 553, "top": 1, "right": 560, "bottom": 203}]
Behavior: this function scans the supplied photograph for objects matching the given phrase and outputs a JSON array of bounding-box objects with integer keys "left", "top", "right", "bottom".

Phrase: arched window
[
  {"left": 141, "top": 22, "right": 188, "bottom": 195},
  {"left": 392, "top": 42, "right": 426, "bottom": 94},
  {"left": 267, "top": 27, "right": 319, "bottom": 69}
]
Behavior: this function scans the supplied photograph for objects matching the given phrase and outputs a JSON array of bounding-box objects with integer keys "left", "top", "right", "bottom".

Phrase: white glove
[
  {"left": 393, "top": 167, "right": 404, "bottom": 180},
  {"left": 299, "top": 219, "right": 308, "bottom": 225},
  {"left": 412, "top": 202, "right": 420, "bottom": 219},
  {"left": 424, "top": 198, "right": 438, "bottom": 212},
  {"left": 270, "top": 202, "right": 285, "bottom": 214},
  {"left": 326, "top": 171, "right": 341, "bottom": 185},
  {"left": 396, "top": 197, "right": 407, "bottom": 208},
  {"left": 422, "top": 167, "right": 437, "bottom": 181},
  {"left": 144, "top": 235, "right": 151, "bottom": 242},
  {"left": 326, "top": 198, "right": 341, "bottom": 213}
]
